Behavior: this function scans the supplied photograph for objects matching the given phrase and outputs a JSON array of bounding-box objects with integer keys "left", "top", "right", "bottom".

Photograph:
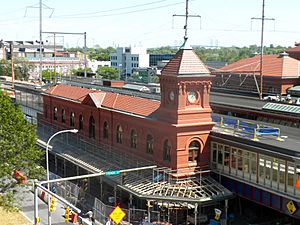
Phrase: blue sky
[{"left": 1, "top": 0, "right": 300, "bottom": 48}]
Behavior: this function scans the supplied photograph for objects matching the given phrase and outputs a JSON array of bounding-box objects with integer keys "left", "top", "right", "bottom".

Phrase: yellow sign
[
  {"left": 214, "top": 208, "right": 222, "bottom": 221},
  {"left": 109, "top": 206, "right": 126, "bottom": 224},
  {"left": 286, "top": 200, "right": 297, "bottom": 214}
]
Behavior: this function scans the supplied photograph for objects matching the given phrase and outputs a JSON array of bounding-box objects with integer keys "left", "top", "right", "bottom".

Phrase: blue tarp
[
  {"left": 223, "top": 118, "right": 237, "bottom": 126},
  {"left": 213, "top": 115, "right": 280, "bottom": 138},
  {"left": 256, "top": 128, "right": 279, "bottom": 136}
]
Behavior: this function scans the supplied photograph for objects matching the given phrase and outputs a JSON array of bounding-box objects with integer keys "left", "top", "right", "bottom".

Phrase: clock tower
[
  {"left": 157, "top": 44, "right": 214, "bottom": 126},
  {"left": 155, "top": 43, "right": 215, "bottom": 170}
]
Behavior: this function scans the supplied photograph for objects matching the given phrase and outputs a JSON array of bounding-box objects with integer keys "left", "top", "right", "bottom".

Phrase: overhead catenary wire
[
  {"left": 52, "top": 1, "right": 185, "bottom": 19},
  {"left": 55, "top": 0, "right": 169, "bottom": 18}
]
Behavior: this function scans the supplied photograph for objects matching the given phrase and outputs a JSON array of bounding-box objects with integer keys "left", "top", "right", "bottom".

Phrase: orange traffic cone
[
  {"left": 71, "top": 212, "right": 78, "bottom": 223},
  {"left": 295, "top": 178, "right": 300, "bottom": 189}
]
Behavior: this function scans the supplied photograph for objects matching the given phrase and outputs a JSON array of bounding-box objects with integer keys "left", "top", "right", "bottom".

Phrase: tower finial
[{"left": 181, "top": 0, "right": 189, "bottom": 49}]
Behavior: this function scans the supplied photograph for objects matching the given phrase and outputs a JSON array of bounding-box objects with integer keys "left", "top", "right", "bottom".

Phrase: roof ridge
[
  {"left": 50, "top": 84, "right": 59, "bottom": 94},
  {"left": 112, "top": 93, "right": 119, "bottom": 109}
]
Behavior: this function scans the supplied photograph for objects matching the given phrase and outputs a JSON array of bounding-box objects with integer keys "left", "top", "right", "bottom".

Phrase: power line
[
  {"left": 52, "top": 1, "right": 184, "bottom": 19},
  {"left": 55, "top": 0, "right": 169, "bottom": 18}
]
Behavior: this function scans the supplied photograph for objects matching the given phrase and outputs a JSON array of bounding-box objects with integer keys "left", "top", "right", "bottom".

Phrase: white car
[{"left": 263, "top": 95, "right": 280, "bottom": 101}]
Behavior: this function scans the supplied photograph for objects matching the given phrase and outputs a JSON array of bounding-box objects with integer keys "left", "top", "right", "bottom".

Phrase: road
[{"left": 17, "top": 186, "right": 71, "bottom": 225}]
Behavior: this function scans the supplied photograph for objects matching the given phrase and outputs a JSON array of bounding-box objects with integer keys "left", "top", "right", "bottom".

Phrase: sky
[{"left": 1, "top": 0, "right": 300, "bottom": 49}]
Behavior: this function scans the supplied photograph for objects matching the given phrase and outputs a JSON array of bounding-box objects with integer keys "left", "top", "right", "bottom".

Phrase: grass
[{"left": 0, "top": 207, "right": 31, "bottom": 225}]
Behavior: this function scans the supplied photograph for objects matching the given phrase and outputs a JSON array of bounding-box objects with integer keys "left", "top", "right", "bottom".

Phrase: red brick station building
[
  {"left": 40, "top": 45, "right": 233, "bottom": 223},
  {"left": 38, "top": 44, "right": 300, "bottom": 224},
  {"left": 43, "top": 47, "right": 214, "bottom": 171}
]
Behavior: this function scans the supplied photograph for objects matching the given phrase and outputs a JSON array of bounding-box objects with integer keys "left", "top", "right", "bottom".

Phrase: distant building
[
  {"left": 0, "top": 40, "right": 84, "bottom": 79},
  {"left": 286, "top": 42, "right": 300, "bottom": 60},
  {"left": 149, "top": 53, "right": 175, "bottom": 67},
  {"left": 212, "top": 53, "right": 300, "bottom": 95},
  {"left": 110, "top": 47, "right": 149, "bottom": 78},
  {"left": 88, "top": 60, "right": 111, "bottom": 73}
]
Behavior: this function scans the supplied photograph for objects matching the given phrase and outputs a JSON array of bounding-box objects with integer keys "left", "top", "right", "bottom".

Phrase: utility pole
[
  {"left": 259, "top": 0, "right": 265, "bottom": 100},
  {"left": 10, "top": 42, "right": 14, "bottom": 86},
  {"left": 251, "top": 0, "right": 275, "bottom": 99},
  {"left": 84, "top": 32, "right": 87, "bottom": 78},
  {"left": 24, "top": 1, "right": 54, "bottom": 82},
  {"left": 43, "top": 31, "right": 87, "bottom": 79},
  {"left": 53, "top": 33, "right": 56, "bottom": 82},
  {"left": 39, "top": 0, "right": 43, "bottom": 82}
]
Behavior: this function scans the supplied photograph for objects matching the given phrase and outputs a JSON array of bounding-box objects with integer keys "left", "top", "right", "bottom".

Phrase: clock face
[
  {"left": 169, "top": 91, "right": 175, "bottom": 101},
  {"left": 188, "top": 91, "right": 197, "bottom": 103}
]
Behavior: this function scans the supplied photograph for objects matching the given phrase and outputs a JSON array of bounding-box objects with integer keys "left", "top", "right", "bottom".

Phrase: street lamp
[{"left": 46, "top": 129, "right": 78, "bottom": 225}]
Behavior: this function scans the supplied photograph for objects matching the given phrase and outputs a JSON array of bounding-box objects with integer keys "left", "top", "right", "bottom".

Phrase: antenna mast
[
  {"left": 183, "top": 0, "right": 189, "bottom": 45},
  {"left": 173, "top": 0, "right": 201, "bottom": 48}
]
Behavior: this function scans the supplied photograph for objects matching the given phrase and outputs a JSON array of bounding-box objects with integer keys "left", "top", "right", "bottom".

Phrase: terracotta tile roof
[
  {"left": 46, "top": 84, "right": 160, "bottom": 117},
  {"left": 216, "top": 54, "right": 300, "bottom": 77},
  {"left": 286, "top": 44, "right": 300, "bottom": 52},
  {"left": 83, "top": 92, "right": 106, "bottom": 108},
  {"left": 45, "top": 84, "right": 97, "bottom": 102},
  {"left": 161, "top": 49, "right": 210, "bottom": 76},
  {"left": 101, "top": 92, "right": 160, "bottom": 117},
  {"left": 286, "top": 45, "right": 300, "bottom": 60}
]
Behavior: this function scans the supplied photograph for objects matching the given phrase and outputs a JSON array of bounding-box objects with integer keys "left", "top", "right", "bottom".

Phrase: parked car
[{"left": 263, "top": 95, "right": 280, "bottom": 101}]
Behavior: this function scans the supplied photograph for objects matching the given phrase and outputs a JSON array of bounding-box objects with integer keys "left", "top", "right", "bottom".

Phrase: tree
[
  {"left": 70, "top": 67, "right": 93, "bottom": 77},
  {"left": 0, "top": 58, "right": 34, "bottom": 81},
  {"left": 0, "top": 91, "right": 44, "bottom": 209},
  {"left": 96, "top": 66, "right": 119, "bottom": 80}
]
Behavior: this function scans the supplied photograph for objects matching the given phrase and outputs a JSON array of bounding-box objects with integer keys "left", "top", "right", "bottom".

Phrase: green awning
[{"left": 263, "top": 102, "right": 300, "bottom": 114}]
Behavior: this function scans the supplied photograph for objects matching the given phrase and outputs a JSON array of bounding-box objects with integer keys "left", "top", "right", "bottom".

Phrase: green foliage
[
  {"left": 0, "top": 91, "right": 44, "bottom": 209},
  {"left": 88, "top": 47, "right": 116, "bottom": 61},
  {"left": 147, "top": 46, "right": 178, "bottom": 54},
  {"left": 70, "top": 67, "right": 93, "bottom": 77},
  {"left": 148, "top": 45, "right": 288, "bottom": 63},
  {"left": 96, "top": 66, "right": 119, "bottom": 80},
  {"left": 0, "top": 58, "right": 34, "bottom": 81},
  {"left": 42, "top": 69, "right": 61, "bottom": 81},
  {"left": 66, "top": 47, "right": 116, "bottom": 61}
]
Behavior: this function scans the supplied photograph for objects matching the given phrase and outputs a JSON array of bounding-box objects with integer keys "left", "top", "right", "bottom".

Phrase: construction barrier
[{"left": 212, "top": 115, "right": 283, "bottom": 141}]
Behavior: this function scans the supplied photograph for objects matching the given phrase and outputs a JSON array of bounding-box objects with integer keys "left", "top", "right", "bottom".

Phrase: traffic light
[
  {"left": 49, "top": 197, "right": 57, "bottom": 213},
  {"left": 13, "top": 170, "right": 27, "bottom": 184},
  {"left": 65, "top": 207, "right": 70, "bottom": 223},
  {"left": 121, "top": 173, "right": 128, "bottom": 185}
]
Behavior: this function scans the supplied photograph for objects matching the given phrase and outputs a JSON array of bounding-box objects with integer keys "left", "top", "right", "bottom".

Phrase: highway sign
[
  {"left": 105, "top": 170, "right": 120, "bottom": 176},
  {"left": 109, "top": 206, "right": 126, "bottom": 224}
]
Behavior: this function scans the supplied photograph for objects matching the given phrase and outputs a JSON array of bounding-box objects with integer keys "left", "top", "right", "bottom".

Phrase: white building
[
  {"left": 110, "top": 47, "right": 149, "bottom": 78},
  {"left": 88, "top": 60, "right": 111, "bottom": 73}
]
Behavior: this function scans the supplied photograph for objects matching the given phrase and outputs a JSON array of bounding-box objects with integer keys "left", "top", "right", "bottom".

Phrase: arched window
[
  {"left": 53, "top": 107, "right": 58, "bottom": 120},
  {"left": 103, "top": 121, "right": 109, "bottom": 139},
  {"left": 146, "top": 134, "right": 154, "bottom": 154},
  {"left": 163, "top": 140, "right": 171, "bottom": 162},
  {"left": 188, "top": 140, "right": 200, "bottom": 162},
  {"left": 61, "top": 109, "right": 66, "bottom": 123},
  {"left": 116, "top": 125, "right": 123, "bottom": 143},
  {"left": 79, "top": 114, "right": 83, "bottom": 130},
  {"left": 89, "top": 116, "right": 95, "bottom": 138},
  {"left": 70, "top": 112, "right": 75, "bottom": 127},
  {"left": 131, "top": 129, "right": 137, "bottom": 148}
]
